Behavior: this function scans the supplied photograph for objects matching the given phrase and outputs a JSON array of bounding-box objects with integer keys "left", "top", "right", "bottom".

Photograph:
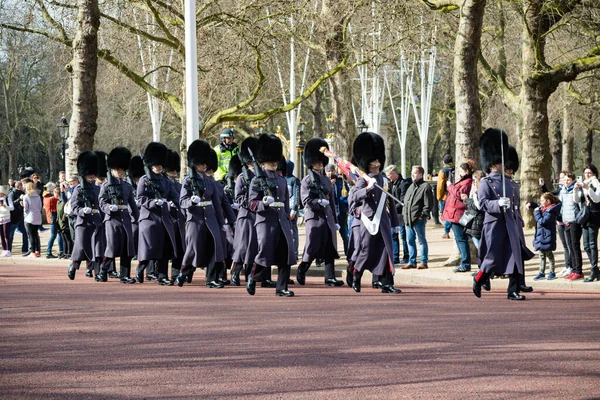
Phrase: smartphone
[{"left": 577, "top": 176, "right": 583, "bottom": 183}]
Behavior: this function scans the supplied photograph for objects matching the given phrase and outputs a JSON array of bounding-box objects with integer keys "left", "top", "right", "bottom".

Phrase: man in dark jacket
[
  {"left": 326, "top": 164, "right": 350, "bottom": 259},
  {"left": 401, "top": 166, "right": 433, "bottom": 269},
  {"left": 8, "top": 181, "right": 28, "bottom": 253},
  {"left": 385, "top": 165, "right": 411, "bottom": 264}
]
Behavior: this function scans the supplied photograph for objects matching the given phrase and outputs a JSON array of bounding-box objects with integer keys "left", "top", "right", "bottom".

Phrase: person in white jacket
[
  {"left": 0, "top": 186, "right": 15, "bottom": 257},
  {"left": 23, "top": 182, "right": 43, "bottom": 257},
  {"left": 574, "top": 164, "right": 600, "bottom": 282}
]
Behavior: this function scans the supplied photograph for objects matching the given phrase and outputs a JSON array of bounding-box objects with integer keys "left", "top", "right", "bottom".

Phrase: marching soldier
[
  {"left": 176, "top": 140, "right": 227, "bottom": 288},
  {"left": 296, "top": 138, "right": 343, "bottom": 287},
  {"left": 135, "top": 142, "right": 180, "bottom": 286},
  {"left": 98, "top": 147, "right": 139, "bottom": 284},
  {"left": 246, "top": 134, "right": 296, "bottom": 297},
  {"left": 67, "top": 152, "right": 103, "bottom": 281},
  {"left": 128, "top": 155, "right": 144, "bottom": 261},
  {"left": 473, "top": 128, "right": 535, "bottom": 300},
  {"left": 163, "top": 149, "right": 186, "bottom": 283},
  {"left": 348, "top": 132, "right": 402, "bottom": 294}
]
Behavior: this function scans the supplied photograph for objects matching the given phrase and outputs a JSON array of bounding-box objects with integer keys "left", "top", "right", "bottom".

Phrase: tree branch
[
  {"left": 535, "top": 45, "right": 600, "bottom": 84},
  {"left": 479, "top": 53, "right": 520, "bottom": 114},
  {"left": 143, "top": 0, "right": 184, "bottom": 55},
  {"left": 419, "top": 0, "right": 460, "bottom": 12},
  {"left": 35, "top": 0, "right": 69, "bottom": 43}
]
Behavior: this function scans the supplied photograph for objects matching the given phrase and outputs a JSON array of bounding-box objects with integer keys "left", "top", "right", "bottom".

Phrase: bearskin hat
[
  {"left": 353, "top": 132, "right": 385, "bottom": 173},
  {"left": 304, "top": 138, "right": 329, "bottom": 169},
  {"left": 165, "top": 149, "right": 180, "bottom": 173},
  {"left": 95, "top": 151, "right": 108, "bottom": 179},
  {"left": 144, "top": 142, "right": 168, "bottom": 167},
  {"left": 128, "top": 155, "right": 144, "bottom": 180},
  {"left": 226, "top": 154, "right": 243, "bottom": 179},
  {"left": 187, "top": 140, "right": 212, "bottom": 167},
  {"left": 255, "top": 134, "right": 282, "bottom": 164},
  {"left": 479, "top": 128, "right": 509, "bottom": 173},
  {"left": 505, "top": 145, "right": 519, "bottom": 173},
  {"left": 277, "top": 155, "right": 287, "bottom": 173},
  {"left": 207, "top": 148, "right": 219, "bottom": 172},
  {"left": 239, "top": 137, "right": 259, "bottom": 165},
  {"left": 77, "top": 151, "right": 99, "bottom": 178},
  {"left": 19, "top": 169, "right": 34, "bottom": 180},
  {"left": 107, "top": 147, "right": 132, "bottom": 171}
]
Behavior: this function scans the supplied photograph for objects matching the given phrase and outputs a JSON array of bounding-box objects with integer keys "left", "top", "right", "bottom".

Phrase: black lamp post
[
  {"left": 57, "top": 116, "right": 69, "bottom": 172},
  {"left": 358, "top": 119, "right": 369, "bottom": 133}
]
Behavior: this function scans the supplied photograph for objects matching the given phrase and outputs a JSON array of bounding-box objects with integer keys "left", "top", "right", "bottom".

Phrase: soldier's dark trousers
[
  {"left": 252, "top": 263, "right": 290, "bottom": 291},
  {"left": 508, "top": 271, "right": 524, "bottom": 294},
  {"left": 299, "top": 229, "right": 337, "bottom": 280},
  {"left": 103, "top": 256, "right": 133, "bottom": 278}
]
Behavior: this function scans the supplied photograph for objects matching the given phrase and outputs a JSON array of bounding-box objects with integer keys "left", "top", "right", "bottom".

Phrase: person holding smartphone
[{"left": 441, "top": 163, "right": 473, "bottom": 273}]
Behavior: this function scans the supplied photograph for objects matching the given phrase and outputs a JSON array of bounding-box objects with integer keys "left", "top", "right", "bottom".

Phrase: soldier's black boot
[
  {"left": 120, "top": 265, "right": 136, "bottom": 284},
  {"left": 175, "top": 273, "right": 186, "bottom": 287},
  {"left": 296, "top": 261, "right": 310, "bottom": 285},
  {"left": 68, "top": 262, "right": 78, "bottom": 280},
  {"left": 230, "top": 263, "right": 242, "bottom": 286},
  {"left": 97, "top": 268, "right": 108, "bottom": 283},
  {"left": 346, "top": 263, "right": 354, "bottom": 287},
  {"left": 135, "top": 264, "right": 145, "bottom": 283},
  {"left": 187, "top": 267, "right": 195, "bottom": 283},
  {"left": 352, "top": 270, "right": 362, "bottom": 293},
  {"left": 246, "top": 264, "right": 260, "bottom": 295}
]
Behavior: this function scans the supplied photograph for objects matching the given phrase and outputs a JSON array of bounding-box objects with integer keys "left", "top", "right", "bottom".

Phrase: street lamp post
[
  {"left": 357, "top": 119, "right": 369, "bottom": 133},
  {"left": 57, "top": 116, "right": 69, "bottom": 172}
]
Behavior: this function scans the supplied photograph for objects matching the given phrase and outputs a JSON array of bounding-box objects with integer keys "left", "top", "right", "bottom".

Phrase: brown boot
[
  {"left": 417, "top": 264, "right": 428, "bottom": 269},
  {"left": 401, "top": 264, "right": 416, "bottom": 269}
]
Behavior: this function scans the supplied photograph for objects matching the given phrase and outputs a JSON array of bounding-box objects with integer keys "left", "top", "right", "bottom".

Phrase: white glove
[
  {"left": 168, "top": 201, "right": 176, "bottom": 209},
  {"left": 394, "top": 226, "right": 401, "bottom": 233},
  {"left": 222, "top": 225, "right": 228, "bottom": 232},
  {"left": 83, "top": 207, "right": 92, "bottom": 215},
  {"left": 335, "top": 223, "right": 340, "bottom": 230},
  {"left": 191, "top": 195, "right": 201, "bottom": 204},
  {"left": 318, "top": 199, "right": 330, "bottom": 207},
  {"left": 498, "top": 197, "right": 511, "bottom": 207},
  {"left": 231, "top": 202, "right": 240, "bottom": 210},
  {"left": 263, "top": 196, "right": 274, "bottom": 206},
  {"left": 290, "top": 210, "right": 297, "bottom": 219},
  {"left": 366, "top": 178, "right": 376, "bottom": 190},
  {"left": 156, "top": 199, "right": 164, "bottom": 207},
  {"left": 109, "top": 205, "right": 118, "bottom": 212}
]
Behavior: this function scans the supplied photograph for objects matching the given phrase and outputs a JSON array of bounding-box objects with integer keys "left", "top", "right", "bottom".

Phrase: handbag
[
  {"left": 576, "top": 202, "right": 590, "bottom": 226},
  {"left": 458, "top": 210, "right": 476, "bottom": 227}
]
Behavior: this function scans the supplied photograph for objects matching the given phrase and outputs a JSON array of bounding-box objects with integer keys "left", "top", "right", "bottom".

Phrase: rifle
[
  {"left": 188, "top": 165, "right": 205, "bottom": 198},
  {"left": 223, "top": 174, "right": 235, "bottom": 204},
  {"left": 105, "top": 155, "right": 123, "bottom": 205},
  {"left": 143, "top": 164, "right": 163, "bottom": 200},
  {"left": 247, "top": 148, "right": 277, "bottom": 198},
  {"left": 78, "top": 178, "right": 92, "bottom": 210},
  {"left": 307, "top": 169, "right": 329, "bottom": 200}
]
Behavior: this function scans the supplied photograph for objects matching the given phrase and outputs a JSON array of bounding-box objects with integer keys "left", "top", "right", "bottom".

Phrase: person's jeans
[
  {"left": 557, "top": 224, "right": 571, "bottom": 269},
  {"left": 338, "top": 213, "right": 349, "bottom": 259},
  {"left": 290, "top": 218, "right": 299, "bottom": 260},
  {"left": 451, "top": 222, "right": 471, "bottom": 269},
  {"left": 471, "top": 236, "right": 480, "bottom": 250},
  {"left": 391, "top": 228, "right": 400, "bottom": 263},
  {"left": 582, "top": 224, "right": 599, "bottom": 271},
  {"left": 440, "top": 200, "right": 451, "bottom": 235},
  {"left": 399, "top": 225, "right": 409, "bottom": 261},
  {"left": 24, "top": 222, "right": 41, "bottom": 253},
  {"left": 9, "top": 219, "right": 28, "bottom": 252},
  {"left": 407, "top": 218, "right": 428, "bottom": 265},
  {"left": 565, "top": 223, "right": 583, "bottom": 274},
  {"left": 47, "top": 223, "right": 64, "bottom": 255}
]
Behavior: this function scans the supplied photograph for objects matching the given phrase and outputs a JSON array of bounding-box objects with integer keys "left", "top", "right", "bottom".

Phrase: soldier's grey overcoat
[{"left": 99, "top": 178, "right": 139, "bottom": 258}]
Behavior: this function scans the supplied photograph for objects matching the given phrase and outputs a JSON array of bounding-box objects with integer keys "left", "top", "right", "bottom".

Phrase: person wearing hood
[
  {"left": 531, "top": 193, "right": 561, "bottom": 281},
  {"left": 473, "top": 129, "right": 535, "bottom": 300},
  {"left": 68, "top": 152, "right": 103, "bottom": 280},
  {"left": 98, "top": 147, "right": 139, "bottom": 284},
  {"left": 296, "top": 138, "right": 343, "bottom": 287},
  {"left": 175, "top": 140, "right": 227, "bottom": 288},
  {"left": 348, "top": 132, "right": 402, "bottom": 294},
  {"left": 135, "top": 142, "right": 180, "bottom": 286},
  {"left": 246, "top": 134, "right": 296, "bottom": 297}
]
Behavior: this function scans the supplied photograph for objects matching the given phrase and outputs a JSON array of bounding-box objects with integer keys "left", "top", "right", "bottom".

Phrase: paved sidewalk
[{"left": 4, "top": 222, "right": 600, "bottom": 291}]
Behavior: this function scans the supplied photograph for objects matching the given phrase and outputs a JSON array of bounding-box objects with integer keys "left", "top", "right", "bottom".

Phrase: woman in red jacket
[{"left": 442, "top": 163, "right": 473, "bottom": 272}]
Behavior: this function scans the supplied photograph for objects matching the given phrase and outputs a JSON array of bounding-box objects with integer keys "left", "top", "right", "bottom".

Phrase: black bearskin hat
[
  {"left": 95, "top": 151, "right": 108, "bottom": 179},
  {"left": 187, "top": 139, "right": 212, "bottom": 167},
  {"left": 353, "top": 132, "right": 385, "bottom": 173},
  {"left": 255, "top": 134, "right": 282, "bottom": 164},
  {"left": 226, "top": 154, "right": 243, "bottom": 179},
  {"left": 128, "top": 155, "right": 144, "bottom": 180},
  {"left": 304, "top": 138, "right": 329, "bottom": 169},
  {"left": 107, "top": 147, "right": 132, "bottom": 171},
  {"left": 19, "top": 169, "right": 34, "bottom": 180},
  {"left": 144, "top": 142, "right": 168, "bottom": 167},
  {"left": 479, "top": 128, "right": 509, "bottom": 173},
  {"left": 239, "top": 137, "right": 259, "bottom": 164},
  {"left": 505, "top": 145, "right": 519, "bottom": 173},
  {"left": 207, "top": 148, "right": 219, "bottom": 172},
  {"left": 77, "top": 151, "right": 99, "bottom": 178},
  {"left": 277, "top": 155, "right": 287, "bottom": 173},
  {"left": 165, "top": 149, "right": 180, "bottom": 173}
]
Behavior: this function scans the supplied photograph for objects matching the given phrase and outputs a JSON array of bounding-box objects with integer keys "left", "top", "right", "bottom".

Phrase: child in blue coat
[{"left": 532, "top": 193, "right": 561, "bottom": 280}]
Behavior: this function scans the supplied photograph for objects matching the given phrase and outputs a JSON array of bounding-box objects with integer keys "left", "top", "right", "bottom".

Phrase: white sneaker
[
  {"left": 560, "top": 268, "right": 572, "bottom": 277},
  {"left": 5, "top": 250, "right": 11, "bottom": 257},
  {"left": 0, "top": 250, "right": 6, "bottom": 257}
]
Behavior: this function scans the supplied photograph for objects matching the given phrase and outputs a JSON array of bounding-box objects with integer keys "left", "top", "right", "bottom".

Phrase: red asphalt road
[{"left": 1, "top": 262, "right": 600, "bottom": 400}]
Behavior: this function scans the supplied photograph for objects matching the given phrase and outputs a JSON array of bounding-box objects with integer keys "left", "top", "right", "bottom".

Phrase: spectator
[
  {"left": 575, "top": 164, "right": 600, "bottom": 282},
  {"left": 64, "top": 175, "right": 79, "bottom": 246},
  {"left": 326, "top": 164, "right": 350, "bottom": 259},
  {"left": 43, "top": 183, "right": 63, "bottom": 259},
  {"left": 442, "top": 163, "right": 473, "bottom": 273},
  {"left": 8, "top": 181, "right": 28, "bottom": 253},
  {"left": 0, "top": 186, "right": 15, "bottom": 257},
  {"left": 23, "top": 181, "right": 42, "bottom": 257},
  {"left": 56, "top": 189, "right": 72, "bottom": 259},
  {"left": 384, "top": 165, "right": 410, "bottom": 264},
  {"left": 437, "top": 154, "right": 454, "bottom": 239},
  {"left": 560, "top": 172, "right": 584, "bottom": 280},
  {"left": 531, "top": 193, "right": 561, "bottom": 281},
  {"left": 31, "top": 173, "right": 43, "bottom": 194},
  {"left": 401, "top": 165, "right": 434, "bottom": 270},
  {"left": 464, "top": 170, "right": 486, "bottom": 250},
  {"left": 286, "top": 160, "right": 301, "bottom": 260}
]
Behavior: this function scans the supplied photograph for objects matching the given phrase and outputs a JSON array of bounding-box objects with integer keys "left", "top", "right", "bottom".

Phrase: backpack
[
  {"left": 63, "top": 198, "right": 73, "bottom": 216},
  {"left": 441, "top": 166, "right": 455, "bottom": 187}
]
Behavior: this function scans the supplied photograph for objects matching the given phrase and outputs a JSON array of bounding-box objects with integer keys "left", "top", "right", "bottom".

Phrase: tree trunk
[
  {"left": 585, "top": 112, "right": 594, "bottom": 166},
  {"left": 453, "top": 0, "right": 486, "bottom": 168},
  {"left": 322, "top": 0, "right": 355, "bottom": 159},
  {"left": 550, "top": 118, "right": 562, "bottom": 178},
  {"left": 561, "top": 106, "right": 574, "bottom": 172},
  {"left": 8, "top": 138, "right": 16, "bottom": 180},
  {"left": 66, "top": 0, "right": 100, "bottom": 177},
  {"left": 311, "top": 87, "right": 324, "bottom": 138},
  {"left": 436, "top": 94, "right": 452, "bottom": 164},
  {"left": 47, "top": 134, "right": 56, "bottom": 182}
]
